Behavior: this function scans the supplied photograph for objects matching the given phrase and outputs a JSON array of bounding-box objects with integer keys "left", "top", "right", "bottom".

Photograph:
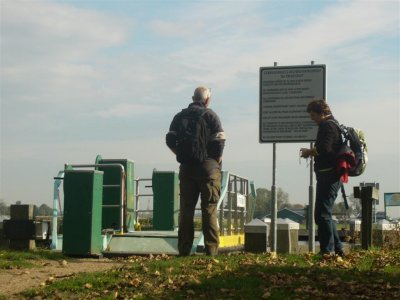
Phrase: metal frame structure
[
  {"left": 133, "top": 172, "right": 250, "bottom": 237},
  {"left": 53, "top": 165, "right": 253, "bottom": 255}
]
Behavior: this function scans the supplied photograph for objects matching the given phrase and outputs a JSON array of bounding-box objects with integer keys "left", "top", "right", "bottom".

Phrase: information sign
[
  {"left": 384, "top": 193, "right": 400, "bottom": 207},
  {"left": 259, "top": 65, "right": 326, "bottom": 143}
]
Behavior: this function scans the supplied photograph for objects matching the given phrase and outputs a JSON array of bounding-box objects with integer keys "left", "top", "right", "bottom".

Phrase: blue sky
[{"left": 1, "top": 0, "right": 399, "bottom": 217}]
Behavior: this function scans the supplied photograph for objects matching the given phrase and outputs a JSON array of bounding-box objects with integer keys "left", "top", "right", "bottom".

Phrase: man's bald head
[{"left": 192, "top": 86, "right": 212, "bottom": 103}]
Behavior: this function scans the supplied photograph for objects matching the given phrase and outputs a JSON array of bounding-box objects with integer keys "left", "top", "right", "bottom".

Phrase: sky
[{"left": 1, "top": 0, "right": 399, "bottom": 217}]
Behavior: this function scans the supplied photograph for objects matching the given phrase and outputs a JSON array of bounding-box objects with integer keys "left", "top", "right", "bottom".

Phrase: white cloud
[
  {"left": 1, "top": 0, "right": 131, "bottom": 63},
  {"left": 94, "top": 103, "right": 161, "bottom": 118},
  {"left": 1, "top": 0, "right": 133, "bottom": 105},
  {"left": 150, "top": 20, "right": 206, "bottom": 39},
  {"left": 160, "top": 0, "right": 398, "bottom": 90}
]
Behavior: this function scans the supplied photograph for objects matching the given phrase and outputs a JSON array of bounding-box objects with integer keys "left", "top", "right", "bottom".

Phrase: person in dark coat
[
  {"left": 300, "top": 99, "right": 345, "bottom": 257},
  {"left": 166, "top": 86, "right": 226, "bottom": 256}
]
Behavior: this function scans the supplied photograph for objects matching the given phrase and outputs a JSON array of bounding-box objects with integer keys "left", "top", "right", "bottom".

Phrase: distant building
[
  {"left": 264, "top": 208, "right": 306, "bottom": 224},
  {"left": 376, "top": 211, "right": 389, "bottom": 221},
  {"left": 355, "top": 211, "right": 390, "bottom": 221}
]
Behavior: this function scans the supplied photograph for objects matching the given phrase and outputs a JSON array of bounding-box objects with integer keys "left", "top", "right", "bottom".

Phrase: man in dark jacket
[
  {"left": 166, "top": 86, "right": 226, "bottom": 256},
  {"left": 300, "top": 99, "right": 345, "bottom": 257}
]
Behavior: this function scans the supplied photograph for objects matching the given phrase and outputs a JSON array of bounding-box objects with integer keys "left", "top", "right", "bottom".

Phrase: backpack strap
[
  {"left": 326, "top": 119, "right": 343, "bottom": 133},
  {"left": 340, "top": 182, "right": 349, "bottom": 210},
  {"left": 180, "top": 107, "right": 209, "bottom": 118}
]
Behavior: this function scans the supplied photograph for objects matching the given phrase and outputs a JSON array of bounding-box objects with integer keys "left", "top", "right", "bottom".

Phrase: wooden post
[{"left": 354, "top": 186, "right": 379, "bottom": 249}]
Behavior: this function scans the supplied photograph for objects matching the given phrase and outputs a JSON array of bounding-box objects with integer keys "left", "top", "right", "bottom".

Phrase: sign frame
[{"left": 259, "top": 64, "right": 326, "bottom": 143}]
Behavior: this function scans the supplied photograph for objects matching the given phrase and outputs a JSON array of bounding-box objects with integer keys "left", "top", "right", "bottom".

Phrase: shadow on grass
[
  {"left": 21, "top": 256, "right": 400, "bottom": 300},
  {"left": 160, "top": 264, "right": 400, "bottom": 300}
]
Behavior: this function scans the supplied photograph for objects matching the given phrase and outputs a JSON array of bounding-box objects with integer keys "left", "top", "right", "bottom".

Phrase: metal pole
[
  {"left": 271, "top": 142, "right": 277, "bottom": 253},
  {"left": 51, "top": 170, "right": 64, "bottom": 250},
  {"left": 270, "top": 61, "right": 278, "bottom": 253},
  {"left": 384, "top": 200, "right": 387, "bottom": 220},
  {"left": 308, "top": 142, "right": 315, "bottom": 252},
  {"left": 135, "top": 178, "right": 140, "bottom": 225},
  {"left": 234, "top": 175, "right": 238, "bottom": 234},
  {"left": 308, "top": 60, "right": 316, "bottom": 253}
]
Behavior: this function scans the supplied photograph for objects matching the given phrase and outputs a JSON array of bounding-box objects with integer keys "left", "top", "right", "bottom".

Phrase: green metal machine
[
  {"left": 62, "top": 170, "right": 104, "bottom": 256},
  {"left": 96, "top": 157, "right": 135, "bottom": 232},
  {"left": 57, "top": 159, "right": 251, "bottom": 256},
  {"left": 152, "top": 171, "right": 179, "bottom": 231}
]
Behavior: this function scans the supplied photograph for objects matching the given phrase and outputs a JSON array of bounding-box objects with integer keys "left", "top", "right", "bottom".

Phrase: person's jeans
[
  {"left": 178, "top": 168, "right": 221, "bottom": 256},
  {"left": 315, "top": 169, "right": 343, "bottom": 254}
]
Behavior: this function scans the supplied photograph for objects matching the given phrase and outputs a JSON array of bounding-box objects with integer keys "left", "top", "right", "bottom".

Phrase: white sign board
[
  {"left": 259, "top": 65, "right": 326, "bottom": 143},
  {"left": 237, "top": 194, "right": 246, "bottom": 208}
]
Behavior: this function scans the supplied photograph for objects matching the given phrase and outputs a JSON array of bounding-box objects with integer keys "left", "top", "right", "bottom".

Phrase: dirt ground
[{"left": 0, "top": 258, "right": 126, "bottom": 299}]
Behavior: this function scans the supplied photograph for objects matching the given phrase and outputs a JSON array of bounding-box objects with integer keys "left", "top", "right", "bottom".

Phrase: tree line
[
  {"left": 0, "top": 199, "right": 53, "bottom": 216},
  {"left": 253, "top": 188, "right": 362, "bottom": 220}
]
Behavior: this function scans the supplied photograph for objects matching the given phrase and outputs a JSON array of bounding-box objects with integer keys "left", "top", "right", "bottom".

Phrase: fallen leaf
[
  {"left": 262, "top": 291, "right": 271, "bottom": 299},
  {"left": 212, "top": 258, "right": 220, "bottom": 264},
  {"left": 130, "top": 278, "right": 141, "bottom": 287}
]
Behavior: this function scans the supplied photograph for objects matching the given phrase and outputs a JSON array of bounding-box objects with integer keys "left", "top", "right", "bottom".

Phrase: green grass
[
  {"left": 0, "top": 249, "right": 66, "bottom": 269},
  {"left": 20, "top": 250, "right": 400, "bottom": 299}
]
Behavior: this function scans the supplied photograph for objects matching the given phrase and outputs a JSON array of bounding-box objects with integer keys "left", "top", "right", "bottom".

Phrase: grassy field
[
  {"left": 0, "top": 249, "right": 65, "bottom": 269},
  {"left": 6, "top": 249, "right": 398, "bottom": 300}
]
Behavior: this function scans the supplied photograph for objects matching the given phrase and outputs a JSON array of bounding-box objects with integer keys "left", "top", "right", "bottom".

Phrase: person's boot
[
  {"left": 335, "top": 250, "right": 346, "bottom": 258},
  {"left": 206, "top": 246, "right": 218, "bottom": 256}
]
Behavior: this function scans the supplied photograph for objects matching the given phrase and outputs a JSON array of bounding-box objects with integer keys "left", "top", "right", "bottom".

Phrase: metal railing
[
  {"left": 133, "top": 172, "right": 250, "bottom": 235},
  {"left": 218, "top": 172, "right": 250, "bottom": 236},
  {"left": 134, "top": 177, "right": 153, "bottom": 225}
]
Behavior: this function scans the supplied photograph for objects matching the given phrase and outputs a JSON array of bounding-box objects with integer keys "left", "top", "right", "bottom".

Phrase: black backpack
[
  {"left": 329, "top": 120, "right": 368, "bottom": 177},
  {"left": 175, "top": 108, "right": 209, "bottom": 164},
  {"left": 329, "top": 120, "right": 368, "bottom": 209}
]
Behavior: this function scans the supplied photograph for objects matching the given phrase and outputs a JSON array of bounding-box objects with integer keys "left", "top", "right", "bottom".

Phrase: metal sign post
[
  {"left": 271, "top": 142, "right": 277, "bottom": 252},
  {"left": 308, "top": 142, "right": 315, "bottom": 252}
]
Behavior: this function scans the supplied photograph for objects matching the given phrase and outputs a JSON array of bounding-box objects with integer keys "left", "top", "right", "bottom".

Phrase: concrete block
[
  {"left": 276, "top": 218, "right": 299, "bottom": 254},
  {"left": 372, "top": 221, "right": 399, "bottom": 247},
  {"left": 10, "top": 205, "right": 35, "bottom": 220},
  {"left": 3, "top": 219, "right": 35, "bottom": 240},
  {"left": 349, "top": 219, "right": 361, "bottom": 236},
  {"left": 244, "top": 219, "right": 269, "bottom": 253},
  {"left": 9, "top": 239, "right": 36, "bottom": 250}
]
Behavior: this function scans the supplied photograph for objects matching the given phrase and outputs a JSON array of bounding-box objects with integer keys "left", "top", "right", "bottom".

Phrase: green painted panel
[
  {"left": 62, "top": 170, "right": 103, "bottom": 256},
  {"left": 152, "top": 171, "right": 179, "bottom": 231}
]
